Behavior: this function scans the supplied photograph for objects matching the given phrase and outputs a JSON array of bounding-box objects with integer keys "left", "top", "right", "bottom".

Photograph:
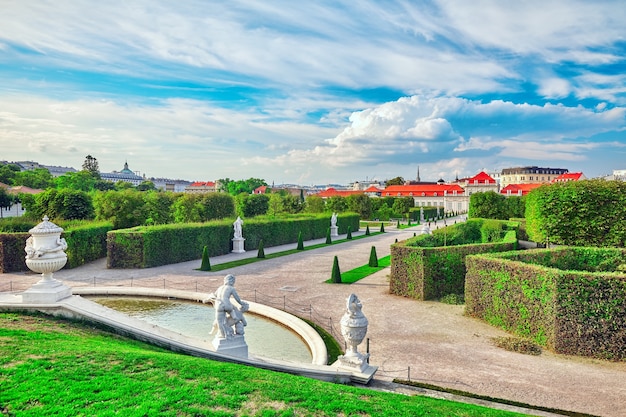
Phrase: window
[
  {"left": 421, "top": 192, "right": 425, "bottom": 196},
  {"left": 434, "top": 192, "right": 437, "bottom": 196}
]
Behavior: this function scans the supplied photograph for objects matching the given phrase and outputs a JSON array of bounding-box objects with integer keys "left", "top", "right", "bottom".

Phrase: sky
[{"left": 1, "top": 0, "right": 625, "bottom": 186}]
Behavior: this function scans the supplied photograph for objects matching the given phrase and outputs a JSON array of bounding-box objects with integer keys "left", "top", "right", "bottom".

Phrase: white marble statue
[
  {"left": 330, "top": 212, "right": 337, "bottom": 228},
  {"left": 210, "top": 274, "right": 249, "bottom": 339},
  {"left": 233, "top": 216, "right": 244, "bottom": 239}
]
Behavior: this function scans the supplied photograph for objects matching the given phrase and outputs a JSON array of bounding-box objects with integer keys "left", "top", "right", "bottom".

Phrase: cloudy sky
[{"left": 1, "top": 1, "right": 625, "bottom": 185}]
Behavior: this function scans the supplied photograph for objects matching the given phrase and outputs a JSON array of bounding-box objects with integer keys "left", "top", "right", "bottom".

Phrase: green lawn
[
  {"left": 0, "top": 313, "right": 528, "bottom": 417},
  {"left": 328, "top": 255, "right": 391, "bottom": 284}
]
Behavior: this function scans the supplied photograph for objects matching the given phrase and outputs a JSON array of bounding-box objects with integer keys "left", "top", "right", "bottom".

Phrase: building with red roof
[
  {"left": 552, "top": 172, "right": 585, "bottom": 183},
  {"left": 459, "top": 171, "right": 498, "bottom": 195},
  {"left": 316, "top": 187, "right": 364, "bottom": 198},
  {"left": 383, "top": 184, "right": 468, "bottom": 213},
  {"left": 500, "top": 183, "right": 544, "bottom": 196},
  {"left": 185, "top": 181, "right": 217, "bottom": 193}
]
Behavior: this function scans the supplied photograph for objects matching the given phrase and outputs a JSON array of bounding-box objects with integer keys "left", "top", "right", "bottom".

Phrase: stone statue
[
  {"left": 331, "top": 212, "right": 337, "bottom": 228},
  {"left": 422, "top": 224, "right": 432, "bottom": 235},
  {"left": 233, "top": 216, "right": 243, "bottom": 239},
  {"left": 210, "top": 274, "right": 249, "bottom": 339}
]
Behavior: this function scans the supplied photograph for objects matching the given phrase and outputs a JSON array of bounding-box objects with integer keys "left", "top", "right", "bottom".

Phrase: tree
[
  {"left": 13, "top": 168, "right": 54, "bottom": 189},
  {"left": 200, "top": 192, "right": 235, "bottom": 220},
  {"left": 346, "top": 194, "right": 372, "bottom": 219},
  {"left": 82, "top": 155, "right": 101, "bottom": 179},
  {"left": 136, "top": 181, "right": 156, "bottom": 191},
  {"left": 236, "top": 193, "right": 269, "bottom": 217},
  {"left": 305, "top": 195, "right": 325, "bottom": 213},
  {"left": 267, "top": 193, "right": 284, "bottom": 217},
  {"left": 281, "top": 194, "right": 304, "bottom": 214},
  {"left": 54, "top": 171, "right": 97, "bottom": 192},
  {"left": 217, "top": 177, "right": 267, "bottom": 195},
  {"left": 385, "top": 176, "right": 405, "bottom": 186},
  {"left": 392, "top": 197, "right": 414, "bottom": 219},
  {"left": 468, "top": 191, "right": 508, "bottom": 220},
  {"left": 0, "top": 163, "right": 20, "bottom": 185},
  {"left": 144, "top": 191, "right": 175, "bottom": 225},
  {"left": 325, "top": 196, "right": 347, "bottom": 213},
  {"left": 93, "top": 189, "right": 147, "bottom": 229},
  {"left": 0, "top": 188, "right": 14, "bottom": 218},
  {"left": 171, "top": 193, "right": 204, "bottom": 223}
]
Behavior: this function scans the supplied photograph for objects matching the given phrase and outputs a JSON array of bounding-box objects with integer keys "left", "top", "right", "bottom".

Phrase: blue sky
[{"left": 1, "top": 1, "right": 625, "bottom": 185}]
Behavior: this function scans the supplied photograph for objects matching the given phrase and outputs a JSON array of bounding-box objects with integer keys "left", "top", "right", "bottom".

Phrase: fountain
[{"left": 21, "top": 216, "right": 72, "bottom": 303}]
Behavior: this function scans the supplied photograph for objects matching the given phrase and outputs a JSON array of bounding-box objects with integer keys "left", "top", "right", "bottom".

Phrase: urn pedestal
[
  {"left": 212, "top": 335, "right": 248, "bottom": 358},
  {"left": 21, "top": 216, "right": 72, "bottom": 303},
  {"left": 232, "top": 237, "right": 246, "bottom": 253},
  {"left": 330, "top": 226, "right": 339, "bottom": 237}
]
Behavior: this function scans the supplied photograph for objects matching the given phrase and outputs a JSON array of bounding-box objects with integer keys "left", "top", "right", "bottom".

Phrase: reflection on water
[{"left": 90, "top": 297, "right": 313, "bottom": 363}]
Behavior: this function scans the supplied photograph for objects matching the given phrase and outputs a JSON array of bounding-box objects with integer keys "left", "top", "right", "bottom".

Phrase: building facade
[
  {"left": 500, "top": 166, "right": 568, "bottom": 189},
  {"left": 100, "top": 162, "right": 144, "bottom": 185}
]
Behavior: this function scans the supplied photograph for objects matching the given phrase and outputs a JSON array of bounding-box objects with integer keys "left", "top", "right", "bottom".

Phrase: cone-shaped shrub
[
  {"left": 331, "top": 256, "right": 342, "bottom": 283},
  {"left": 200, "top": 245, "right": 211, "bottom": 271},
  {"left": 346, "top": 225, "right": 353, "bottom": 240},
  {"left": 297, "top": 231, "right": 304, "bottom": 250},
  {"left": 326, "top": 227, "right": 332, "bottom": 244},
  {"left": 257, "top": 239, "right": 265, "bottom": 258},
  {"left": 365, "top": 225, "right": 370, "bottom": 236},
  {"left": 408, "top": 218, "right": 411, "bottom": 226},
  {"left": 397, "top": 219, "right": 400, "bottom": 228},
  {"left": 368, "top": 246, "right": 378, "bottom": 267},
  {"left": 380, "top": 223, "right": 385, "bottom": 233},
  {"left": 395, "top": 238, "right": 398, "bottom": 243}
]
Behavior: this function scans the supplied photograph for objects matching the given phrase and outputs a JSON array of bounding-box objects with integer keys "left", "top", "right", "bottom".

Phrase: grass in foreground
[
  {"left": 203, "top": 232, "right": 382, "bottom": 272},
  {"left": 0, "top": 313, "right": 528, "bottom": 417},
  {"left": 326, "top": 255, "right": 391, "bottom": 284}
]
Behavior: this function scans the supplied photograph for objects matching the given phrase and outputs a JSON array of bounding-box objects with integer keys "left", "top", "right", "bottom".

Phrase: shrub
[
  {"left": 200, "top": 245, "right": 211, "bottom": 271},
  {"left": 257, "top": 239, "right": 265, "bottom": 258},
  {"left": 297, "top": 231, "right": 304, "bottom": 250},
  {"left": 365, "top": 225, "right": 370, "bottom": 236},
  {"left": 380, "top": 223, "right": 385, "bottom": 233},
  {"left": 331, "top": 256, "right": 342, "bottom": 283},
  {"left": 346, "top": 226, "right": 352, "bottom": 240},
  {"left": 368, "top": 246, "right": 378, "bottom": 267},
  {"left": 325, "top": 228, "right": 332, "bottom": 244}
]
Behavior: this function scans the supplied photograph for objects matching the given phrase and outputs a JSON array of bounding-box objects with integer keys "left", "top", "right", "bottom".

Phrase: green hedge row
[
  {"left": 390, "top": 219, "right": 517, "bottom": 300},
  {"left": 0, "top": 221, "right": 112, "bottom": 273},
  {"left": 107, "top": 213, "right": 360, "bottom": 269},
  {"left": 465, "top": 247, "right": 626, "bottom": 360}
]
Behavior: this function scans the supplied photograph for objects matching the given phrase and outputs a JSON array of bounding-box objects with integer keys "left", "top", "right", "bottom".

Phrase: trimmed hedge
[
  {"left": 0, "top": 221, "right": 112, "bottom": 273},
  {"left": 390, "top": 219, "right": 518, "bottom": 300},
  {"left": 107, "top": 213, "right": 360, "bottom": 269},
  {"left": 465, "top": 247, "right": 626, "bottom": 360}
]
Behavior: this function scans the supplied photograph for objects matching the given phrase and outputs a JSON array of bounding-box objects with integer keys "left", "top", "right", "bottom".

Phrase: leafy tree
[
  {"left": 0, "top": 187, "right": 14, "bottom": 218},
  {"left": 218, "top": 177, "right": 267, "bottom": 195},
  {"left": 57, "top": 189, "right": 94, "bottom": 220},
  {"left": 346, "top": 194, "right": 372, "bottom": 219},
  {"left": 114, "top": 181, "right": 135, "bottom": 190},
  {"left": 468, "top": 191, "right": 508, "bottom": 220},
  {"left": 281, "top": 194, "right": 304, "bottom": 214},
  {"left": 236, "top": 193, "right": 269, "bottom": 217},
  {"left": 305, "top": 195, "right": 325, "bottom": 213},
  {"left": 82, "top": 155, "right": 101, "bottom": 179},
  {"left": 325, "top": 196, "right": 347, "bottom": 213},
  {"left": 392, "top": 197, "right": 414, "bottom": 219},
  {"left": 267, "top": 193, "right": 284, "bottom": 217},
  {"left": 385, "top": 176, "right": 405, "bottom": 186},
  {"left": 144, "top": 191, "right": 175, "bottom": 225},
  {"left": 93, "top": 189, "right": 147, "bottom": 229},
  {"left": 171, "top": 193, "right": 204, "bottom": 223},
  {"left": 505, "top": 195, "right": 526, "bottom": 219},
  {"left": 136, "top": 181, "right": 157, "bottom": 192},
  {"left": 200, "top": 192, "right": 235, "bottom": 220},
  {"left": 93, "top": 180, "right": 116, "bottom": 191},
  {"left": 54, "top": 171, "right": 96, "bottom": 192},
  {"left": 0, "top": 163, "right": 20, "bottom": 185},
  {"left": 13, "top": 168, "right": 54, "bottom": 189}
]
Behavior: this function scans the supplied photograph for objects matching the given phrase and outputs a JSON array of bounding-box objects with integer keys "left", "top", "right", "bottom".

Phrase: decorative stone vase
[
  {"left": 22, "top": 216, "right": 71, "bottom": 303},
  {"left": 339, "top": 293, "right": 369, "bottom": 360}
]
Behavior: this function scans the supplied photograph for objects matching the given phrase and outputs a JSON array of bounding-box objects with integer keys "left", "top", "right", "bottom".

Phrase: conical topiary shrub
[
  {"left": 365, "top": 225, "right": 370, "bottom": 236},
  {"left": 408, "top": 218, "right": 411, "bottom": 226},
  {"left": 346, "top": 225, "right": 352, "bottom": 240},
  {"left": 397, "top": 219, "right": 400, "bottom": 228},
  {"left": 380, "top": 223, "right": 385, "bottom": 233},
  {"left": 257, "top": 239, "right": 265, "bottom": 258},
  {"left": 326, "top": 227, "right": 332, "bottom": 244},
  {"left": 331, "top": 255, "right": 342, "bottom": 283},
  {"left": 297, "top": 231, "right": 304, "bottom": 250},
  {"left": 200, "top": 245, "right": 211, "bottom": 271},
  {"left": 368, "top": 246, "right": 378, "bottom": 267}
]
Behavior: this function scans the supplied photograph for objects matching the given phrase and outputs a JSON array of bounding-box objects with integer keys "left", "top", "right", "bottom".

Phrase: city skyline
[{"left": 1, "top": 1, "right": 625, "bottom": 185}]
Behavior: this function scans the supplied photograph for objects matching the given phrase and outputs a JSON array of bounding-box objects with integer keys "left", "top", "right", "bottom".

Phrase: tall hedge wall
[
  {"left": 465, "top": 247, "right": 626, "bottom": 360},
  {"left": 107, "top": 213, "right": 360, "bottom": 269},
  {"left": 0, "top": 233, "right": 29, "bottom": 273},
  {"left": 390, "top": 219, "right": 517, "bottom": 300}
]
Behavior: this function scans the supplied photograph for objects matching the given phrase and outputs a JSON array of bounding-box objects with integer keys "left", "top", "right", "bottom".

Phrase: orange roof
[
  {"left": 317, "top": 187, "right": 364, "bottom": 198},
  {"left": 6, "top": 185, "right": 44, "bottom": 195},
  {"left": 382, "top": 184, "right": 464, "bottom": 197},
  {"left": 363, "top": 185, "right": 383, "bottom": 193},
  {"left": 552, "top": 172, "right": 584, "bottom": 182},
  {"left": 466, "top": 171, "right": 496, "bottom": 184},
  {"left": 189, "top": 181, "right": 216, "bottom": 187},
  {"left": 500, "top": 183, "right": 543, "bottom": 196}
]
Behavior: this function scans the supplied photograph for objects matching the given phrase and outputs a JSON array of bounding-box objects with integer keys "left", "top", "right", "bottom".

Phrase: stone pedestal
[
  {"left": 22, "top": 279, "right": 72, "bottom": 303},
  {"left": 212, "top": 335, "right": 248, "bottom": 358},
  {"left": 232, "top": 238, "right": 245, "bottom": 253},
  {"left": 330, "top": 226, "right": 339, "bottom": 237}
]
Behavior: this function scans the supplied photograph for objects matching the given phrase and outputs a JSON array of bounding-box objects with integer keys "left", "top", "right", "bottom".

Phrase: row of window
[{"left": 385, "top": 191, "right": 460, "bottom": 197}]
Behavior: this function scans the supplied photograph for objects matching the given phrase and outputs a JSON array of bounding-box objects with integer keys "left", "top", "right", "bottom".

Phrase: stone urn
[
  {"left": 339, "top": 293, "right": 369, "bottom": 364},
  {"left": 22, "top": 216, "right": 72, "bottom": 303}
]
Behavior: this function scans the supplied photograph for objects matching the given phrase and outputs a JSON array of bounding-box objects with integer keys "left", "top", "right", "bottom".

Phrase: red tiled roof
[
  {"left": 552, "top": 172, "right": 584, "bottom": 182},
  {"left": 317, "top": 188, "right": 364, "bottom": 198},
  {"left": 500, "top": 183, "right": 543, "bottom": 196},
  {"left": 254, "top": 185, "right": 269, "bottom": 194},
  {"left": 189, "top": 181, "right": 216, "bottom": 187},
  {"left": 363, "top": 186, "right": 383, "bottom": 193},
  {"left": 382, "top": 184, "right": 464, "bottom": 197},
  {"left": 466, "top": 171, "right": 496, "bottom": 184}
]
